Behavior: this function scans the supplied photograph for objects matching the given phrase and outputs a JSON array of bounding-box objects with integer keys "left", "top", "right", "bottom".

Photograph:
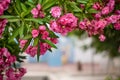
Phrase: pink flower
[
  {"left": 0, "top": 19, "right": 8, "bottom": 38},
  {"left": 1, "top": 0, "right": 11, "bottom": 10},
  {"left": 50, "top": 38, "right": 58, "bottom": 44},
  {"left": 107, "top": 0, "right": 115, "bottom": 12},
  {"left": 94, "top": 12, "right": 101, "bottom": 20},
  {"left": 94, "top": 19, "right": 107, "bottom": 30},
  {"left": 114, "top": 22, "right": 120, "bottom": 30},
  {"left": 19, "top": 68, "right": 26, "bottom": 77},
  {"left": 99, "top": 34, "right": 106, "bottom": 42},
  {"left": 79, "top": 20, "right": 87, "bottom": 30},
  {"left": 105, "top": 15, "right": 120, "bottom": 24},
  {"left": 6, "top": 0, "right": 11, "bottom": 3},
  {"left": 39, "top": 11, "right": 45, "bottom": 18},
  {"left": 50, "top": 6, "right": 61, "bottom": 18},
  {"left": 42, "top": 31, "right": 49, "bottom": 39},
  {"left": 115, "top": 10, "right": 120, "bottom": 15},
  {"left": 6, "top": 68, "right": 16, "bottom": 80},
  {"left": 19, "top": 39, "right": 27, "bottom": 48},
  {"left": 39, "top": 25, "right": 46, "bottom": 31},
  {"left": 0, "top": 74, "right": 3, "bottom": 80},
  {"left": 32, "top": 29, "right": 39, "bottom": 38},
  {"left": 31, "top": 4, "right": 45, "bottom": 18},
  {"left": 0, "top": 4, "right": 4, "bottom": 16},
  {"left": 25, "top": 46, "right": 37, "bottom": 57},
  {"left": 2, "top": 48, "right": 10, "bottom": 57},
  {"left": 31, "top": 8, "right": 39, "bottom": 18},
  {"left": 36, "top": 4, "right": 41, "bottom": 10},
  {"left": 50, "top": 13, "right": 78, "bottom": 35},
  {"left": 7, "top": 56, "right": 16, "bottom": 64},
  {"left": 101, "top": 7, "right": 110, "bottom": 15},
  {"left": 58, "top": 13, "right": 78, "bottom": 27},
  {"left": 40, "top": 43, "right": 49, "bottom": 55},
  {"left": 50, "top": 20, "right": 60, "bottom": 33},
  {"left": 101, "top": 0, "right": 115, "bottom": 15},
  {"left": 80, "top": 4, "right": 85, "bottom": 9},
  {"left": 0, "top": 0, "right": 11, "bottom": 15},
  {"left": 92, "top": 2, "right": 101, "bottom": 10}
]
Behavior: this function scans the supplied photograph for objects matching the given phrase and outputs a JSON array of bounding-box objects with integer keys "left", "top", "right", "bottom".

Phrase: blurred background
[{"left": 21, "top": 33, "right": 120, "bottom": 80}]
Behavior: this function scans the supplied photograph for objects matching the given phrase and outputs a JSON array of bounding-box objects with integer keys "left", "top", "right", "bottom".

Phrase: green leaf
[
  {"left": 7, "top": 19, "right": 20, "bottom": 22},
  {"left": 88, "top": 8, "right": 98, "bottom": 13},
  {"left": 21, "top": 3, "right": 27, "bottom": 12},
  {"left": 24, "top": 18, "right": 43, "bottom": 24},
  {"left": 19, "top": 22, "right": 24, "bottom": 38},
  {"left": 38, "top": 0, "right": 43, "bottom": 4},
  {"left": 22, "top": 39, "right": 32, "bottom": 52},
  {"left": 44, "top": 40, "right": 57, "bottom": 49},
  {"left": 76, "top": 0, "right": 89, "bottom": 4},
  {"left": 16, "top": 0, "right": 22, "bottom": 13},
  {"left": 49, "top": 31, "right": 59, "bottom": 38},
  {"left": 33, "top": 38, "right": 39, "bottom": 46},
  {"left": 67, "top": 1, "right": 82, "bottom": 12},
  {"left": 23, "top": 34, "right": 32, "bottom": 39},
  {"left": 0, "top": 15, "right": 19, "bottom": 19},
  {"left": 9, "top": 28, "right": 20, "bottom": 43},
  {"left": 41, "top": 0, "right": 49, "bottom": 6},
  {"left": 48, "top": 49, "right": 52, "bottom": 52},
  {"left": 6, "top": 45, "right": 14, "bottom": 53},
  {"left": 43, "top": 0, "right": 57, "bottom": 10},
  {"left": 21, "top": 8, "right": 32, "bottom": 18},
  {"left": 25, "top": 1, "right": 34, "bottom": 7},
  {"left": 18, "top": 56, "right": 26, "bottom": 59},
  {"left": 28, "top": 0, "right": 33, "bottom": 3}
]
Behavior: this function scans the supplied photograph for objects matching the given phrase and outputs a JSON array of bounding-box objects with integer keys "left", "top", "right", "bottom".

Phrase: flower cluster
[
  {"left": 25, "top": 25, "right": 58, "bottom": 57},
  {"left": 50, "top": 13, "right": 78, "bottom": 35},
  {"left": 101, "top": 0, "right": 115, "bottom": 15},
  {"left": 0, "top": 48, "right": 26, "bottom": 80},
  {"left": 31, "top": 4, "right": 45, "bottom": 18},
  {"left": 6, "top": 68, "right": 26, "bottom": 80},
  {"left": 0, "top": 0, "right": 10, "bottom": 38},
  {"left": 79, "top": 0, "right": 120, "bottom": 41}
]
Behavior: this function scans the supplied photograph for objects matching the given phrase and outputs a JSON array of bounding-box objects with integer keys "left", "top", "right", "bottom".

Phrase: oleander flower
[
  {"left": 92, "top": 2, "right": 101, "bottom": 10},
  {"left": 25, "top": 46, "right": 38, "bottom": 57},
  {"left": 114, "top": 21, "right": 120, "bottom": 30},
  {"left": 50, "top": 6, "right": 61, "bottom": 18},
  {"left": 32, "top": 29, "right": 39, "bottom": 38},
  {"left": 50, "top": 13, "right": 78, "bottom": 35},
  {"left": 19, "top": 39, "right": 28, "bottom": 48}
]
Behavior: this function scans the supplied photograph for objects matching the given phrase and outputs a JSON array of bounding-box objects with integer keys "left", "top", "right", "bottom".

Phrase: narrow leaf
[
  {"left": 33, "top": 37, "right": 39, "bottom": 46},
  {"left": 44, "top": 40, "right": 57, "bottom": 49},
  {"left": 21, "top": 3, "right": 27, "bottom": 12},
  {"left": 9, "top": 28, "right": 20, "bottom": 43},
  {"left": 23, "top": 34, "right": 32, "bottom": 40},
  {"left": 22, "top": 39, "right": 32, "bottom": 52}
]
